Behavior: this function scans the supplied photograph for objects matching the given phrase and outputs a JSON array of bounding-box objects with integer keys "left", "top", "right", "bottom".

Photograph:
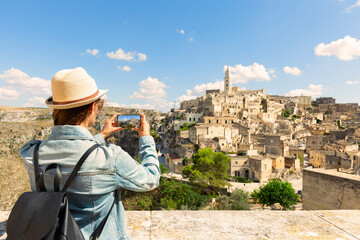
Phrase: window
[
  {"left": 216, "top": 120, "right": 219, "bottom": 124},
  {"left": 189, "top": 118, "right": 191, "bottom": 121},
  {"left": 193, "top": 118, "right": 196, "bottom": 121},
  {"left": 231, "top": 120, "right": 234, "bottom": 124},
  {"left": 225, "top": 120, "right": 228, "bottom": 124},
  {"left": 236, "top": 161, "right": 238, "bottom": 165},
  {"left": 208, "top": 120, "right": 211, "bottom": 123}
]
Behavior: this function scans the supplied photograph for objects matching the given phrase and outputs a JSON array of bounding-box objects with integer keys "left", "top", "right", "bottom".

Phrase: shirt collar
[{"left": 48, "top": 125, "right": 95, "bottom": 140}]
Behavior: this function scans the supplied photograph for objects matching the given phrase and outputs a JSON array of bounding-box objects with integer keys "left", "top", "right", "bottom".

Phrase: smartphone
[{"left": 115, "top": 114, "right": 141, "bottom": 128}]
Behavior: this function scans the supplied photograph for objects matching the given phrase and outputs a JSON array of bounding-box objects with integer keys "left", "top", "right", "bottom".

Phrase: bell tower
[{"left": 224, "top": 66, "right": 231, "bottom": 93}]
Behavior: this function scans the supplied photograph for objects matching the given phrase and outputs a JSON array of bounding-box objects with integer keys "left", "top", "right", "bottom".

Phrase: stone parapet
[
  {"left": 1, "top": 210, "right": 360, "bottom": 239},
  {"left": 303, "top": 168, "right": 360, "bottom": 210}
]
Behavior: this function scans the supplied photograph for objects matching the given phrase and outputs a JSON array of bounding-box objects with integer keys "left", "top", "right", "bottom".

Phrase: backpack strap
[
  {"left": 90, "top": 193, "right": 116, "bottom": 240},
  {"left": 33, "top": 141, "right": 45, "bottom": 192},
  {"left": 61, "top": 144, "right": 100, "bottom": 192},
  {"left": 41, "top": 163, "right": 62, "bottom": 192}
]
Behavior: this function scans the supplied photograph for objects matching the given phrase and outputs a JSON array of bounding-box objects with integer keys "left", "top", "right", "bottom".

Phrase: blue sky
[{"left": 0, "top": 0, "right": 360, "bottom": 111}]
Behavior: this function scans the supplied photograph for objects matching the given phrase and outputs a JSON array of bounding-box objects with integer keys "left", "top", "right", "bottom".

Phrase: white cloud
[
  {"left": 137, "top": 53, "right": 147, "bottom": 61},
  {"left": 193, "top": 80, "right": 224, "bottom": 95},
  {"left": 345, "top": 0, "right": 360, "bottom": 12},
  {"left": 130, "top": 77, "right": 167, "bottom": 100},
  {"left": 346, "top": 80, "right": 359, "bottom": 85},
  {"left": 283, "top": 66, "right": 302, "bottom": 76},
  {"left": 314, "top": 35, "right": 360, "bottom": 61},
  {"left": 177, "top": 92, "right": 197, "bottom": 103},
  {"left": 23, "top": 96, "right": 47, "bottom": 107},
  {"left": 86, "top": 48, "right": 99, "bottom": 56},
  {"left": 107, "top": 48, "right": 147, "bottom": 62},
  {"left": 189, "top": 37, "right": 194, "bottom": 42},
  {"left": 129, "top": 77, "right": 171, "bottom": 110},
  {"left": 177, "top": 29, "right": 185, "bottom": 35},
  {"left": 102, "top": 95, "right": 122, "bottom": 107},
  {"left": 102, "top": 95, "right": 156, "bottom": 109},
  {"left": 177, "top": 80, "right": 247, "bottom": 103},
  {"left": 0, "top": 87, "right": 21, "bottom": 100},
  {"left": 128, "top": 103, "right": 156, "bottom": 109},
  {"left": 117, "top": 65, "right": 132, "bottom": 72},
  {"left": 285, "top": 84, "right": 323, "bottom": 99},
  {"left": 0, "top": 68, "right": 51, "bottom": 96},
  {"left": 226, "top": 63, "right": 273, "bottom": 84}
]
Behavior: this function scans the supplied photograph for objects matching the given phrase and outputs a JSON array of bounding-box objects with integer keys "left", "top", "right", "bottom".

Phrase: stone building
[
  {"left": 325, "top": 151, "right": 353, "bottom": 170},
  {"left": 316, "top": 97, "right": 336, "bottom": 105},
  {"left": 267, "top": 154, "right": 285, "bottom": 170},
  {"left": 247, "top": 156, "right": 272, "bottom": 182},
  {"left": 308, "top": 150, "right": 327, "bottom": 168},
  {"left": 180, "top": 70, "right": 266, "bottom": 119},
  {"left": 264, "top": 134, "right": 282, "bottom": 156},
  {"left": 298, "top": 96, "right": 312, "bottom": 109},
  {"left": 306, "top": 135, "right": 325, "bottom": 152},
  {"left": 229, "top": 155, "right": 272, "bottom": 183},
  {"left": 285, "top": 155, "right": 301, "bottom": 169},
  {"left": 229, "top": 156, "right": 248, "bottom": 176},
  {"left": 185, "top": 112, "right": 203, "bottom": 122}
]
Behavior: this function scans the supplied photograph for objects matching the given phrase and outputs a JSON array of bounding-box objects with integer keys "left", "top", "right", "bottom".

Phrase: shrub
[
  {"left": 214, "top": 189, "right": 250, "bottom": 210},
  {"left": 155, "top": 178, "right": 209, "bottom": 210},
  {"left": 237, "top": 177, "right": 252, "bottom": 183},
  {"left": 231, "top": 189, "right": 251, "bottom": 210},
  {"left": 160, "top": 164, "right": 170, "bottom": 174},
  {"left": 281, "top": 109, "right": 291, "bottom": 118},
  {"left": 251, "top": 179, "right": 299, "bottom": 210}
]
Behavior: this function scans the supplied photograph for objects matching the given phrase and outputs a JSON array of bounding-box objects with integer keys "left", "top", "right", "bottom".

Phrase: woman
[{"left": 20, "top": 67, "right": 160, "bottom": 239}]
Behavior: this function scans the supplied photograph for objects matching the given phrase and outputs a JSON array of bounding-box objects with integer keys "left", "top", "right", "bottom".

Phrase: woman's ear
[{"left": 89, "top": 101, "right": 96, "bottom": 114}]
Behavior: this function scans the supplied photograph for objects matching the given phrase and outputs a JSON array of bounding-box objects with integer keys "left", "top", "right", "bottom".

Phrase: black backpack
[{"left": 7, "top": 142, "right": 115, "bottom": 240}]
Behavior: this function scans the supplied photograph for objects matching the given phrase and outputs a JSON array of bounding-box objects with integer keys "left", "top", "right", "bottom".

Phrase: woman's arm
[{"left": 99, "top": 113, "right": 160, "bottom": 191}]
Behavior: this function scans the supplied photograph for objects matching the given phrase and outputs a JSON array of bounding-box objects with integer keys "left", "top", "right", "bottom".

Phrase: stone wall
[
  {"left": 302, "top": 168, "right": 360, "bottom": 210},
  {"left": 2, "top": 210, "right": 360, "bottom": 239}
]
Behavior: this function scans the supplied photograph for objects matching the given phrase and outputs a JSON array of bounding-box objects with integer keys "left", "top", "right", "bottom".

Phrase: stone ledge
[{"left": 1, "top": 210, "right": 360, "bottom": 240}]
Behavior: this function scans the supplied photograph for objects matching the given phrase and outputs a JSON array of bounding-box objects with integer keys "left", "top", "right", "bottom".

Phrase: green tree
[
  {"left": 160, "top": 164, "right": 170, "bottom": 174},
  {"left": 182, "top": 148, "right": 231, "bottom": 195},
  {"left": 281, "top": 109, "right": 291, "bottom": 118},
  {"left": 251, "top": 179, "right": 299, "bottom": 210}
]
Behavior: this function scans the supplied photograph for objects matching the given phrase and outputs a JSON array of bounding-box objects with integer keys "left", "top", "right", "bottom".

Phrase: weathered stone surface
[
  {"left": 303, "top": 168, "right": 360, "bottom": 210},
  {"left": 2, "top": 210, "right": 360, "bottom": 240}
]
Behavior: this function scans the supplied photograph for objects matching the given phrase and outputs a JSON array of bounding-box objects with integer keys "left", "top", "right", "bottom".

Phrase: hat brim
[{"left": 45, "top": 89, "right": 108, "bottom": 109}]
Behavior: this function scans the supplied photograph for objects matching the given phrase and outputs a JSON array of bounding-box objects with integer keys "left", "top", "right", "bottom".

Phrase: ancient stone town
[{"left": 152, "top": 69, "right": 360, "bottom": 210}]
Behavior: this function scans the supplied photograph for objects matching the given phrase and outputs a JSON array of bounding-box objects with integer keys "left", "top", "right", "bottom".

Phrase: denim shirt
[{"left": 20, "top": 125, "right": 160, "bottom": 240}]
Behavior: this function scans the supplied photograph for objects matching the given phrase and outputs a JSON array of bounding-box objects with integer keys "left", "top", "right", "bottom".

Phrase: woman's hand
[
  {"left": 100, "top": 114, "right": 123, "bottom": 139},
  {"left": 133, "top": 113, "right": 150, "bottom": 137}
]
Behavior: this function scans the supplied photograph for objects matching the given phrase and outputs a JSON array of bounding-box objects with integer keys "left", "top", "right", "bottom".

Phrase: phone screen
[{"left": 117, "top": 114, "right": 141, "bottom": 128}]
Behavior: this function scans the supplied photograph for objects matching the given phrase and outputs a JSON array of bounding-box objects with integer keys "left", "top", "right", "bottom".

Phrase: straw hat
[{"left": 45, "top": 67, "right": 108, "bottom": 109}]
